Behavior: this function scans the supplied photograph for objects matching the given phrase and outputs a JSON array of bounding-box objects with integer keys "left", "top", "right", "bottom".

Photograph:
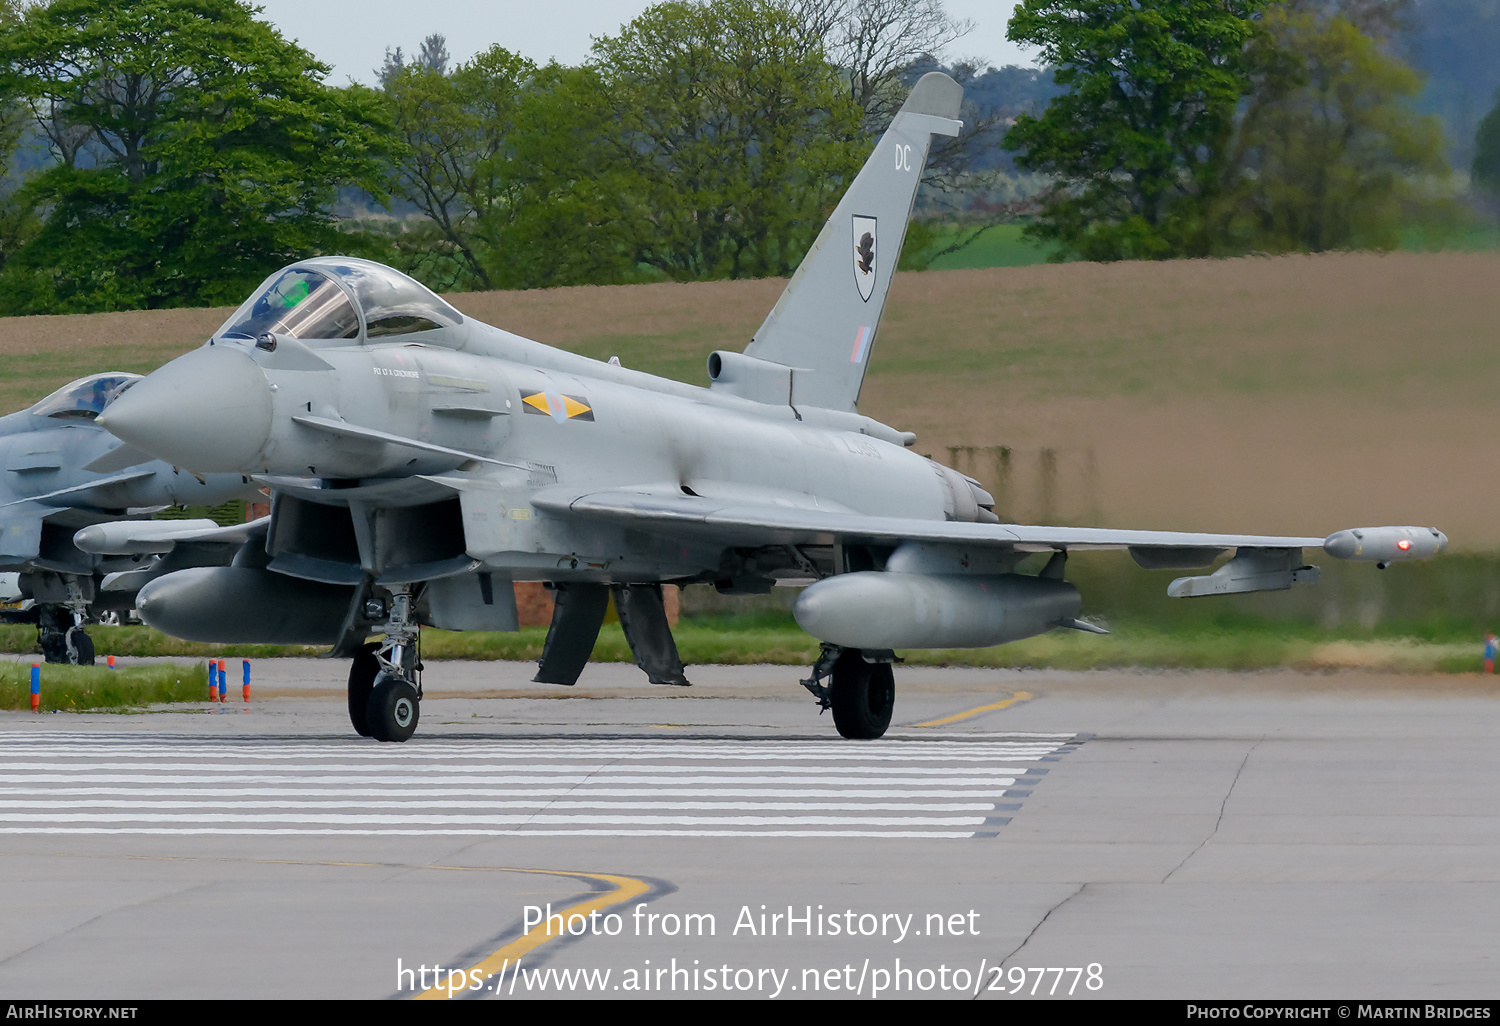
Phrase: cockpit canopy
[
  {"left": 216, "top": 258, "right": 465, "bottom": 344},
  {"left": 30, "top": 373, "right": 141, "bottom": 420}
]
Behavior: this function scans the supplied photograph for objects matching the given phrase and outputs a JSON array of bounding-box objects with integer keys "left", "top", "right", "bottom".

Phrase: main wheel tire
[
  {"left": 347, "top": 643, "right": 380, "bottom": 737},
  {"left": 38, "top": 631, "right": 67, "bottom": 665},
  {"left": 65, "top": 628, "right": 94, "bottom": 666},
  {"left": 829, "top": 650, "right": 894, "bottom": 740},
  {"left": 366, "top": 671, "right": 420, "bottom": 743}
]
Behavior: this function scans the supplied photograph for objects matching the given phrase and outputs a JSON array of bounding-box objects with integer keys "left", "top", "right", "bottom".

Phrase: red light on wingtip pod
[{"left": 1397, "top": 539, "right": 1412, "bottom": 551}]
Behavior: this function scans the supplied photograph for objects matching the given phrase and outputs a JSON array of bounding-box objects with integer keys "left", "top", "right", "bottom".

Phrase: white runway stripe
[
  {"left": 0, "top": 772, "right": 1034, "bottom": 786},
  {"left": 0, "top": 828, "right": 982, "bottom": 838},
  {"left": 1, "top": 814, "right": 998, "bottom": 831},
  {"left": 0, "top": 762, "right": 1056, "bottom": 780},
  {"left": 0, "top": 735, "right": 1076, "bottom": 752},
  {"left": 0, "top": 749, "right": 1068, "bottom": 763},
  {"left": 0, "top": 799, "right": 1004, "bottom": 811},
  {"left": 0, "top": 787, "right": 1017, "bottom": 798},
  {"left": 0, "top": 731, "right": 1080, "bottom": 839}
]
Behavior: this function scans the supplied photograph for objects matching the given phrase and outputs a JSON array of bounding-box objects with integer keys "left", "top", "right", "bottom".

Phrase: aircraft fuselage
[{"left": 107, "top": 319, "right": 982, "bottom": 588}]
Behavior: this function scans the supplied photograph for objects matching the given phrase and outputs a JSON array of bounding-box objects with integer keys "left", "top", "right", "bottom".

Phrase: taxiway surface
[{"left": 0, "top": 659, "right": 1495, "bottom": 1000}]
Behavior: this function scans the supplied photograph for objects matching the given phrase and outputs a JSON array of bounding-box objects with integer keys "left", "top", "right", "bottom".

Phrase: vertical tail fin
[{"left": 739, "top": 72, "right": 962, "bottom": 412}]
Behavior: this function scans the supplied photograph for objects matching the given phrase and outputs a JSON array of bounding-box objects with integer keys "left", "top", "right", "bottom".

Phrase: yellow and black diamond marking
[{"left": 521, "top": 390, "right": 594, "bottom": 422}]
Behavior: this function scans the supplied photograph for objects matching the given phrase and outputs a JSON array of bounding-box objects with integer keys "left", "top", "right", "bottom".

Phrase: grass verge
[
  {"left": 1, "top": 619, "right": 1489, "bottom": 680},
  {"left": 896, "top": 626, "right": 1484, "bottom": 674},
  {"left": 0, "top": 625, "right": 324, "bottom": 660},
  {"left": 0, "top": 662, "right": 209, "bottom": 712}
]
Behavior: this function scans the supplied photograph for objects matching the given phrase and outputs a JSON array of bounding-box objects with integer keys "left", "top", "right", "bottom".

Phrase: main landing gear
[
  {"left": 36, "top": 589, "right": 96, "bottom": 667},
  {"left": 38, "top": 623, "right": 94, "bottom": 665},
  {"left": 801, "top": 644, "right": 897, "bottom": 740},
  {"left": 348, "top": 586, "right": 422, "bottom": 742}
]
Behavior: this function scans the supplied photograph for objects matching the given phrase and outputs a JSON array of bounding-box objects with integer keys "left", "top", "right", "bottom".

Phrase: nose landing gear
[{"left": 347, "top": 587, "right": 421, "bottom": 742}]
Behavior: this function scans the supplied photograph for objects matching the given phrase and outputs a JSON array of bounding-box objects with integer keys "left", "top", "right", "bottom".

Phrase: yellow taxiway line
[
  {"left": 912, "top": 690, "right": 1033, "bottom": 728},
  {"left": 6, "top": 852, "right": 654, "bottom": 1003},
  {"left": 415, "top": 867, "right": 653, "bottom": 1000}
]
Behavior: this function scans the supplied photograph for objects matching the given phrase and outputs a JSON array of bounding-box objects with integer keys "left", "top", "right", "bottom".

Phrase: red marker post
[{"left": 106, "top": 655, "right": 115, "bottom": 669}]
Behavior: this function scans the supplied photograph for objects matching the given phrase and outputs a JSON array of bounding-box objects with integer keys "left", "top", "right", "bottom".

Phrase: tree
[
  {"left": 1474, "top": 89, "right": 1500, "bottom": 197},
  {"left": 791, "top": 0, "right": 974, "bottom": 123},
  {"left": 383, "top": 1, "right": 991, "bottom": 287},
  {"left": 0, "top": 0, "right": 38, "bottom": 276},
  {"left": 1405, "top": 0, "right": 1500, "bottom": 170},
  {"left": 378, "top": 32, "right": 451, "bottom": 86},
  {"left": 0, "top": 0, "right": 390, "bottom": 313},
  {"left": 790, "top": 0, "right": 1003, "bottom": 202},
  {"left": 590, "top": 0, "right": 866, "bottom": 280},
  {"left": 382, "top": 50, "right": 635, "bottom": 291},
  {"left": 1223, "top": 3, "right": 1449, "bottom": 252},
  {"left": 1293, "top": 0, "right": 1414, "bottom": 41},
  {"left": 382, "top": 46, "right": 535, "bottom": 290},
  {"left": 490, "top": 64, "right": 646, "bottom": 288},
  {"left": 1002, "top": 0, "right": 1271, "bottom": 261}
]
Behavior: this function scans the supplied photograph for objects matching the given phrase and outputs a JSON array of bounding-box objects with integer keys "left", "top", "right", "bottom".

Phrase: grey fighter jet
[
  {"left": 0, "top": 372, "right": 260, "bottom": 662},
  {"left": 89, "top": 74, "right": 1445, "bottom": 740}
]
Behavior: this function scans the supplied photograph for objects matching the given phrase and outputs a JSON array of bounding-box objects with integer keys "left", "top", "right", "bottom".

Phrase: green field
[
  {"left": 908, "top": 223, "right": 1061, "bottom": 270},
  {"left": 421, "top": 611, "right": 1494, "bottom": 674},
  {"left": 0, "top": 661, "right": 208, "bottom": 711},
  {"left": 0, "top": 621, "right": 1483, "bottom": 677},
  {"left": 910, "top": 217, "right": 1500, "bottom": 272},
  {"left": 1400, "top": 220, "right": 1500, "bottom": 252},
  {"left": 3, "top": 548, "right": 1496, "bottom": 677}
]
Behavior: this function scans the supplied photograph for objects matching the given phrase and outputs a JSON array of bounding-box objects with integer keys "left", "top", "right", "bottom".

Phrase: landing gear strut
[
  {"left": 36, "top": 588, "right": 95, "bottom": 667},
  {"left": 61, "top": 579, "right": 94, "bottom": 666},
  {"left": 354, "top": 587, "right": 421, "bottom": 743},
  {"left": 801, "top": 644, "right": 897, "bottom": 740}
]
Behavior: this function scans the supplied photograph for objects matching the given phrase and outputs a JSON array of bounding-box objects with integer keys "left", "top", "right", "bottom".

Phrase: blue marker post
[
  {"left": 242, "top": 660, "right": 251, "bottom": 705},
  {"left": 30, "top": 663, "right": 39, "bottom": 713},
  {"left": 217, "top": 659, "right": 227, "bottom": 703},
  {"left": 208, "top": 660, "right": 217, "bottom": 702}
]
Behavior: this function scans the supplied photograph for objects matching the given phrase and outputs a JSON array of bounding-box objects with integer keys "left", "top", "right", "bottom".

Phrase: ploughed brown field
[{"left": 1, "top": 251, "right": 1494, "bottom": 547}]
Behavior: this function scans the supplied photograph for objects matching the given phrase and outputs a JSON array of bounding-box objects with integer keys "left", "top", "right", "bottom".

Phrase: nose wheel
[
  {"left": 347, "top": 587, "right": 422, "bottom": 742},
  {"left": 368, "top": 672, "right": 420, "bottom": 742},
  {"left": 347, "top": 642, "right": 379, "bottom": 737}
]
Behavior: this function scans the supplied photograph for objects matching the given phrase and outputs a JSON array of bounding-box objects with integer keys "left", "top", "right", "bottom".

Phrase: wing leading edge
[
  {"left": 532, "top": 487, "right": 1444, "bottom": 597},
  {"left": 532, "top": 487, "right": 1325, "bottom": 552}
]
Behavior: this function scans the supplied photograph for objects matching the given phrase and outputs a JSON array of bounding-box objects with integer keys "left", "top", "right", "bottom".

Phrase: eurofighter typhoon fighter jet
[
  {"left": 0, "top": 373, "right": 259, "bottom": 662},
  {"left": 87, "top": 74, "right": 1445, "bottom": 740}
]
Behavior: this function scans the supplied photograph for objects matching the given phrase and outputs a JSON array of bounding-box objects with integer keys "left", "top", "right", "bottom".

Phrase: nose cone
[{"left": 99, "top": 345, "right": 273, "bottom": 473}]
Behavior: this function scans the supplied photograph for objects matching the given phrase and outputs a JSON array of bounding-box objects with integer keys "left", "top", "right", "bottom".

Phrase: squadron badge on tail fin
[{"left": 852, "top": 215, "right": 877, "bottom": 302}]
